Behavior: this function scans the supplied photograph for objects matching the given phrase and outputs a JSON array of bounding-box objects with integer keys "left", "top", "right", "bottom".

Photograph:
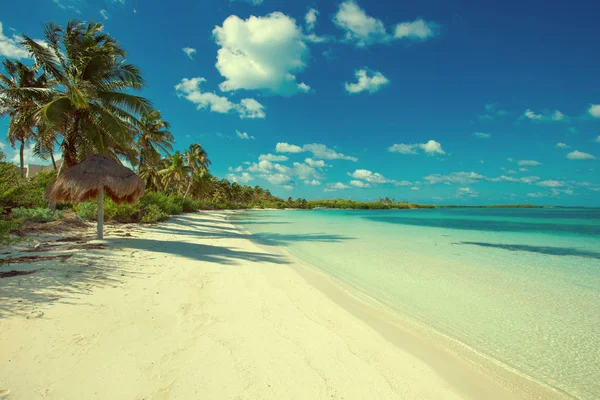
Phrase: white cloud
[
  {"left": 345, "top": 69, "right": 389, "bottom": 94},
  {"left": 588, "top": 104, "right": 600, "bottom": 118},
  {"left": 232, "top": 0, "right": 263, "bottom": 4},
  {"left": 410, "top": 187, "right": 420, "bottom": 191},
  {"left": 556, "top": 142, "right": 570, "bottom": 148},
  {"left": 213, "top": 12, "right": 310, "bottom": 96},
  {"left": 52, "top": 0, "right": 82, "bottom": 13},
  {"left": 519, "top": 168, "right": 528, "bottom": 172},
  {"left": 325, "top": 182, "right": 351, "bottom": 192},
  {"left": 276, "top": 142, "right": 305, "bottom": 153},
  {"left": 424, "top": 172, "right": 485, "bottom": 185},
  {"left": 519, "top": 176, "right": 541, "bottom": 184},
  {"left": 566, "top": 150, "right": 596, "bottom": 160},
  {"left": 0, "top": 22, "right": 29, "bottom": 59},
  {"left": 236, "top": 130, "right": 255, "bottom": 140},
  {"left": 305, "top": 8, "right": 319, "bottom": 32},
  {"left": 292, "top": 162, "right": 319, "bottom": 180},
  {"left": 394, "top": 19, "right": 437, "bottom": 40},
  {"left": 303, "top": 143, "right": 358, "bottom": 161},
  {"left": 348, "top": 169, "right": 395, "bottom": 184},
  {"left": 175, "top": 77, "right": 265, "bottom": 119},
  {"left": 536, "top": 180, "right": 564, "bottom": 188},
  {"left": 473, "top": 132, "right": 491, "bottom": 139},
  {"left": 100, "top": 10, "right": 109, "bottom": 20},
  {"left": 259, "top": 154, "right": 288, "bottom": 162},
  {"left": 480, "top": 103, "right": 508, "bottom": 120},
  {"left": 457, "top": 187, "right": 479, "bottom": 197},
  {"left": 333, "top": 0, "right": 436, "bottom": 47},
  {"left": 523, "top": 109, "right": 567, "bottom": 122},
  {"left": 527, "top": 192, "right": 545, "bottom": 198},
  {"left": 182, "top": 47, "right": 197, "bottom": 59},
  {"left": 282, "top": 185, "right": 294, "bottom": 191},
  {"left": 304, "top": 158, "right": 326, "bottom": 168},
  {"left": 388, "top": 140, "right": 445, "bottom": 156},
  {"left": 517, "top": 160, "right": 541, "bottom": 166},
  {"left": 226, "top": 172, "right": 254, "bottom": 183},
  {"left": 350, "top": 180, "right": 371, "bottom": 188},
  {"left": 595, "top": 135, "right": 600, "bottom": 143},
  {"left": 265, "top": 174, "right": 291, "bottom": 185},
  {"left": 304, "top": 179, "right": 321, "bottom": 186}
]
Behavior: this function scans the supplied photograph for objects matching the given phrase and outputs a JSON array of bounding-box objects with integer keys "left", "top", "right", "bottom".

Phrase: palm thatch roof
[{"left": 46, "top": 155, "right": 145, "bottom": 205}]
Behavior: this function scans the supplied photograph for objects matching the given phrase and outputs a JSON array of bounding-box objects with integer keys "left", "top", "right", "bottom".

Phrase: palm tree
[
  {"left": 183, "top": 143, "right": 210, "bottom": 200},
  {"left": 20, "top": 20, "right": 151, "bottom": 167},
  {"left": 159, "top": 152, "right": 190, "bottom": 194},
  {"left": 136, "top": 109, "right": 174, "bottom": 171},
  {"left": 0, "top": 59, "right": 50, "bottom": 177}
]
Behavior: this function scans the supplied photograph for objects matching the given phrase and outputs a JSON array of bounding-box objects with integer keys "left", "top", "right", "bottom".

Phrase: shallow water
[{"left": 232, "top": 208, "right": 600, "bottom": 399}]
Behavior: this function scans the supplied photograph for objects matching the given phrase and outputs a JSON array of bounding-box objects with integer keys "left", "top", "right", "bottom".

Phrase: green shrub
[
  {"left": 181, "top": 197, "right": 200, "bottom": 212},
  {"left": 74, "top": 202, "right": 97, "bottom": 221},
  {"left": 11, "top": 207, "right": 62, "bottom": 223},
  {"left": 104, "top": 199, "right": 142, "bottom": 223},
  {"left": 141, "top": 204, "right": 168, "bottom": 224},
  {"left": 139, "top": 192, "right": 183, "bottom": 215}
]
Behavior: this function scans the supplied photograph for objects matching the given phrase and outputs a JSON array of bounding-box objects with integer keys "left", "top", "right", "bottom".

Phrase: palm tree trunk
[
  {"left": 50, "top": 150, "right": 57, "bottom": 170},
  {"left": 19, "top": 139, "right": 25, "bottom": 178},
  {"left": 184, "top": 177, "right": 193, "bottom": 200},
  {"left": 97, "top": 187, "right": 104, "bottom": 240}
]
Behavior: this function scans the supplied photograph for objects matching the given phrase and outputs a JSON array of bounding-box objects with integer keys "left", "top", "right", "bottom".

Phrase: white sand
[{"left": 0, "top": 212, "right": 558, "bottom": 399}]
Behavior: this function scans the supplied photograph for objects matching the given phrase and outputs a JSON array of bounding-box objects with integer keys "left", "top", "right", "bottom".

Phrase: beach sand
[{"left": 0, "top": 212, "right": 561, "bottom": 399}]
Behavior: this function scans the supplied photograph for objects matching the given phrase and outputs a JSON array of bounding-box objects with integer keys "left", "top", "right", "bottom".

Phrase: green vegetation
[{"left": 307, "top": 199, "right": 435, "bottom": 210}]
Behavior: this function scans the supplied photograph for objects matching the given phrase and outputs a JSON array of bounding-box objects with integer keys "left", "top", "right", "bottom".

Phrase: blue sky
[{"left": 1, "top": 0, "right": 600, "bottom": 205}]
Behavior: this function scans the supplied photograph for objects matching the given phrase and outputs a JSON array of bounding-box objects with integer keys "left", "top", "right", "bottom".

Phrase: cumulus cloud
[
  {"left": 556, "top": 142, "right": 570, "bottom": 148},
  {"left": 175, "top": 77, "right": 265, "bottom": 119},
  {"left": 303, "top": 143, "right": 358, "bottom": 161},
  {"left": 325, "top": 182, "right": 351, "bottom": 192},
  {"left": 588, "top": 104, "right": 600, "bottom": 118},
  {"left": 276, "top": 142, "right": 305, "bottom": 153},
  {"left": 411, "top": 187, "right": 420, "bottom": 191},
  {"left": 536, "top": 180, "right": 564, "bottom": 188},
  {"left": 226, "top": 172, "right": 254, "bottom": 183},
  {"left": 517, "top": 160, "right": 541, "bottom": 166},
  {"left": 350, "top": 180, "right": 370, "bottom": 188},
  {"left": 347, "top": 169, "right": 410, "bottom": 186},
  {"left": 236, "top": 130, "right": 255, "bottom": 140},
  {"left": 333, "top": 0, "right": 436, "bottom": 47},
  {"left": 456, "top": 187, "right": 479, "bottom": 197},
  {"left": 424, "top": 172, "right": 485, "bottom": 185},
  {"left": 304, "top": 158, "right": 326, "bottom": 168},
  {"left": 0, "top": 22, "right": 29, "bottom": 59},
  {"left": 259, "top": 154, "right": 288, "bottom": 162},
  {"left": 394, "top": 19, "right": 436, "bottom": 40},
  {"left": 523, "top": 109, "right": 567, "bottom": 122},
  {"left": 232, "top": 0, "right": 263, "bottom": 5},
  {"left": 304, "top": 179, "right": 321, "bottom": 186},
  {"left": 213, "top": 12, "right": 310, "bottom": 96},
  {"left": 595, "top": 136, "right": 600, "bottom": 143},
  {"left": 345, "top": 68, "right": 389, "bottom": 94},
  {"left": 182, "top": 47, "right": 197, "bottom": 59},
  {"left": 10, "top": 143, "right": 40, "bottom": 165},
  {"left": 566, "top": 150, "right": 596, "bottom": 160},
  {"left": 305, "top": 8, "right": 319, "bottom": 32},
  {"left": 473, "top": 132, "right": 491, "bottom": 139},
  {"left": 388, "top": 140, "right": 445, "bottom": 156}
]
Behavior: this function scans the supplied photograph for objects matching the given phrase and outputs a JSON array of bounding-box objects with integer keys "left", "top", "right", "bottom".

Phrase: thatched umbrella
[{"left": 46, "top": 155, "right": 145, "bottom": 239}]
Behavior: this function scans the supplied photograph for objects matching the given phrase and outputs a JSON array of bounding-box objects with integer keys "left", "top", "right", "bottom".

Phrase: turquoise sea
[{"left": 232, "top": 208, "right": 600, "bottom": 399}]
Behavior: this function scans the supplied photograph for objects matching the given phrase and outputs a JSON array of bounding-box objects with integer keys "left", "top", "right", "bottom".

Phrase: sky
[{"left": 1, "top": 0, "right": 600, "bottom": 206}]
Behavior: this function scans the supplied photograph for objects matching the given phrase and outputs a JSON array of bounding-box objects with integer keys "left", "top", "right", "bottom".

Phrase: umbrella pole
[{"left": 97, "top": 187, "right": 104, "bottom": 240}]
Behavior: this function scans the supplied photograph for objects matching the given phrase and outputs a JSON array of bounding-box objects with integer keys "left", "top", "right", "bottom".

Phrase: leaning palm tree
[
  {"left": 183, "top": 143, "right": 210, "bottom": 200},
  {"left": 20, "top": 20, "right": 151, "bottom": 167},
  {"left": 159, "top": 152, "right": 191, "bottom": 194},
  {"left": 0, "top": 59, "right": 50, "bottom": 177},
  {"left": 136, "top": 109, "right": 174, "bottom": 172}
]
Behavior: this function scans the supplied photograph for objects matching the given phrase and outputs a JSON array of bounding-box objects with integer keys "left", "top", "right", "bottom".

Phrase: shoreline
[
  {"left": 229, "top": 211, "right": 569, "bottom": 400},
  {"left": 0, "top": 211, "right": 566, "bottom": 399}
]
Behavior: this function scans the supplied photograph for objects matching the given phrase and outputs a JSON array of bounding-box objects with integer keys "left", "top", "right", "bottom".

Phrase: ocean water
[{"left": 231, "top": 208, "right": 600, "bottom": 399}]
